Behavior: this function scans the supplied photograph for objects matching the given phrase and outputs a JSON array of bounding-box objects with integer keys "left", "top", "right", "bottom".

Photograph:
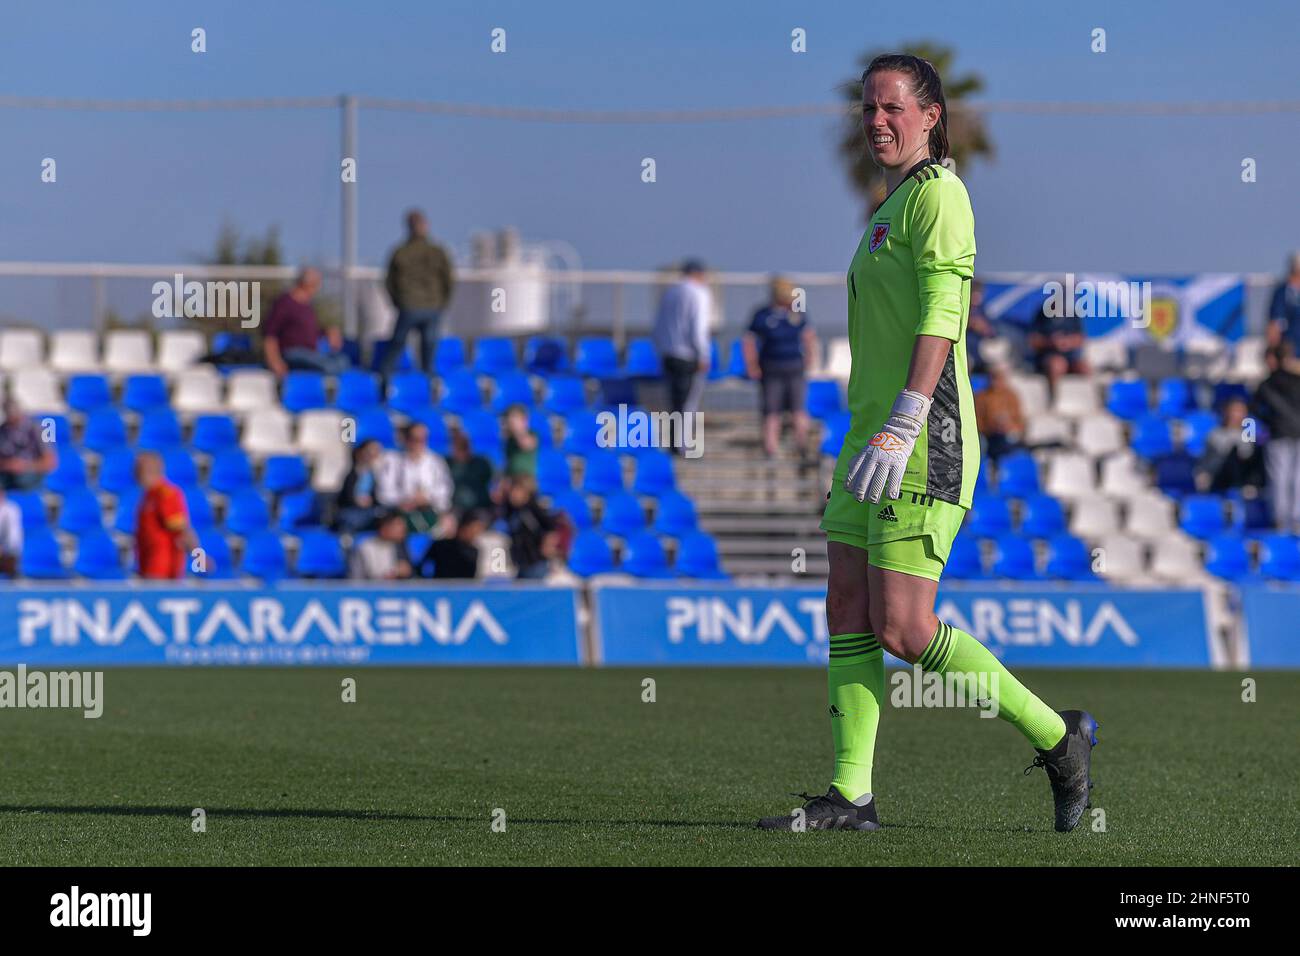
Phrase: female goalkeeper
[{"left": 759, "top": 54, "right": 1098, "bottom": 833}]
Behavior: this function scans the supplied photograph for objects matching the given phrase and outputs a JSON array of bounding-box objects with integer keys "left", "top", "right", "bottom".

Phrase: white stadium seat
[
  {"left": 1023, "top": 413, "right": 1072, "bottom": 447},
  {"left": 1149, "top": 534, "right": 1204, "bottom": 582},
  {"left": 225, "top": 369, "right": 278, "bottom": 415},
  {"left": 311, "top": 445, "right": 350, "bottom": 493},
  {"left": 1075, "top": 416, "right": 1125, "bottom": 458},
  {"left": 823, "top": 337, "right": 852, "bottom": 382},
  {"left": 1092, "top": 534, "right": 1148, "bottom": 582},
  {"left": 241, "top": 407, "right": 295, "bottom": 458},
  {"left": 1043, "top": 451, "right": 1096, "bottom": 500},
  {"left": 1099, "top": 450, "right": 1148, "bottom": 497},
  {"left": 1083, "top": 337, "right": 1128, "bottom": 372},
  {"left": 1068, "top": 497, "right": 1121, "bottom": 538},
  {"left": 157, "top": 330, "right": 207, "bottom": 375},
  {"left": 48, "top": 330, "right": 100, "bottom": 374},
  {"left": 103, "top": 329, "right": 155, "bottom": 374},
  {"left": 1229, "top": 337, "right": 1267, "bottom": 382},
  {"left": 1007, "top": 373, "right": 1050, "bottom": 415},
  {"left": 296, "top": 409, "right": 346, "bottom": 459},
  {"left": 172, "top": 366, "right": 225, "bottom": 416},
  {"left": 10, "top": 368, "right": 66, "bottom": 413},
  {"left": 1124, "top": 491, "right": 1177, "bottom": 539},
  {"left": 0, "top": 329, "right": 44, "bottom": 371},
  {"left": 1052, "top": 375, "right": 1100, "bottom": 418}
]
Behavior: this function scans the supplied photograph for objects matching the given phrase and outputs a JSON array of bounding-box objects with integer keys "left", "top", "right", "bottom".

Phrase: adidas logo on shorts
[{"left": 876, "top": 505, "right": 898, "bottom": 522}]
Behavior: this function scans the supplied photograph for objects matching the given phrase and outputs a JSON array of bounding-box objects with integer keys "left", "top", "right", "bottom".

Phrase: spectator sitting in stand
[
  {"left": 348, "top": 509, "right": 413, "bottom": 580},
  {"left": 1197, "top": 396, "right": 1266, "bottom": 495},
  {"left": 1265, "top": 251, "right": 1300, "bottom": 354},
  {"left": 1254, "top": 342, "right": 1300, "bottom": 533},
  {"left": 503, "top": 404, "right": 538, "bottom": 478},
  {"left": 262, "top": 267, "right": 349, "bottom": 378},
  {"left": 973, "top": 363, "right": 1025, "bottom": 462},
  {"left": 0, "top": 399, "right": 57, "bottom": 491},
  {"left": 419, "top": 508, "right": 491, "bottom": 579},
  {"left": 376, "top": 421, "right": 454, "bottom": 535},
  {"left": 335, "top": 438, "right": 384, "bottom": 533},
  {"left": 502, "top": 474, "right": 561, "bottom": 579},
  {"left": 1028, "top": 293, "right": 1090, "bottom": 390},
  {"left": 448, "top": 428, "right": 494, "bottom": 512},
  {"left": 0, "top": 486, "right": 22, "bottom": 576}
]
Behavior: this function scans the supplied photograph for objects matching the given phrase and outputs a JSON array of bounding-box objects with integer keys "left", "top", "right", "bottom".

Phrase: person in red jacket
[{"left": 134, "top": 451, "right": 197, "bottom": 579}]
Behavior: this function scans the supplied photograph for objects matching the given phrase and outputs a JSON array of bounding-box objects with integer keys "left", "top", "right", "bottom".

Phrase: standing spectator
[
  {"left": 263, "top": 267, "right": 349, "bottom": 377},
  {"left": 0, "top": 486, "right": 22, "bottom": 576},
  {"left": 652, "top": 260, "right": 713, "bottom": 439},
  {"left": 742, "top": 276, "right": 818, "bottom": 458},
  {"left": 335, "top": 439, "right": 383, "bottom": 533},
  {"left": 447, "top": 428, "right": 494, "bottom": 512},
  {"left": 965, "top": 279, "right": 994, "bottom": 373},
  {"left": 135, "top": 451, "right": 196, "bottom": 579},
  {"left": 379, "top": 209, "right": 456, "bottom": 380},
  {"left": 1028, "top": 295, "right": 1090, "bottom": 389},
  {"left": 972, "top": 363, "right": 1026, "bottom": 462},
  {"left": 502, "top": 474, "right": 561, "bottom": 579},
  {"left": 1198, "top": 397, "right": 1266, "bottom": 494},
  {"left": 0, "top": 399, "right": 57, "bottom": 491},
  {"left": 349, "top": 510, "right": 412, "bottom": 580},
  {"left": 503, "top": 404, "right": 538, "bottom": 477},
  {"left": 1255, "top": 343, "right": 1300, "bottom": 532},
  {"left": 1265, "top": 252, "right": 1300, "bottom": 353},
  {"left": 376, "top": 421, "right": 454, "bottom": 534},
  {"left": 419, "top": 508, "right": 490, "bottom": 579}
]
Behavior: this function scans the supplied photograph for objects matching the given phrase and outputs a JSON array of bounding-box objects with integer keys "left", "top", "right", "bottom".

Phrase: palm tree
[{"left": 836, "top": 42, "right": 992, "bottom": 218}]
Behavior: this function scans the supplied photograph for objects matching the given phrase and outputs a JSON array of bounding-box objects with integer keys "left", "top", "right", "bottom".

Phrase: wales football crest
[{"left": 868, "top": 222, "right": 890, "bottom": 253}]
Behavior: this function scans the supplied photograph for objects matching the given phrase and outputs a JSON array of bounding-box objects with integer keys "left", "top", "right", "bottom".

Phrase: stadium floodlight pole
[{"left": 341, "top": 94, "right": 359, "bottom": 343}]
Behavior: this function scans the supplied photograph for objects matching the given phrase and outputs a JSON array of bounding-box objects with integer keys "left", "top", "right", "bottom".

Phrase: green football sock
[
  {"left": 918, "top": 621, "right": 1067, "bottom": 751},
  {"left": 828, "top": 632, "right": 885, "bottom": 802}
]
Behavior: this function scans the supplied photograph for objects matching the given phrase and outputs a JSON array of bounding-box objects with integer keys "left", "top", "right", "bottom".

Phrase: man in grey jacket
[{"left": 380, "top": 209, "right": 456, "bottom": 380}]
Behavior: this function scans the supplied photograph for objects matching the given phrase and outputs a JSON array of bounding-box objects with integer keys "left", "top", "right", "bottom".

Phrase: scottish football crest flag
[{"left": 983, "top": 273, "right": 1245, "bottom": 345}]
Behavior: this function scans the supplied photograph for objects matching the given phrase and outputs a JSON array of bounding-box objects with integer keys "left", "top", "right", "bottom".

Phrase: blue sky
[{"left": 1, "top": 0, "right": 1297, "bottom": 286}]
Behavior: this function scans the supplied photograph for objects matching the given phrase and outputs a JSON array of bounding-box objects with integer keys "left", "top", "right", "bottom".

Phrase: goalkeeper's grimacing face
[{"left": 861, "top": 70, "right": 937, "bottom": 171}]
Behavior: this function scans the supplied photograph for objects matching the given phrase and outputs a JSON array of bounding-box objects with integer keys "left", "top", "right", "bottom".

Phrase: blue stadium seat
[
  {"left": 806, "top": 380, "right": 844, "bottom": 421},
  {"left": 46, "top": 449, "right": 89, "bottom": 494},
  {"left": 1180, "top": 410, "right": 1219, "bottom": 457},
  {"left": 21, "top": 528, "right": 68, "bottom": 579},
  {"left": 74, "top": 529, "right": 127, "bottom": 580},
  {"left": 191, "top": 530, "right": 235, "bottom": 579},
  {"left": 66, "top": 374, "right": 113, "bottom": 413},
  {"left": 181, "top": 484, "right": 215, "bottom": 533},
  {"left": 1204, "top": 533, "right": 1251, "bottom": 581},
  {"left": 820, "top": 412, "right": 851, "bottom": 457},
  {"left": 241, "top": 530, "right": 287, "bottom": 580},
  {"left": 1153, "top": 450, "right": 1198, "bottom": 498},
  {"left": 543, "top": 377, "right": 588, "bottom": 416},
  {"left": 57, "top": 487, "right": 103, "bottom": 534},
  {"left": 295, "top": 529, "right": 347, "bottom": 578},
  {"left": 354, "top": 408, "right": 397, "bottom": 449},
  {"left": 524, "top": 336, "right": 569, "bottom": 375},
  {"left": 136, "top": 408, "right": 183, "bottom": 451},
  {"left": 707, "top": 341, "right": 725, "bottom": 381},
  {"left": 1180, "top": 494, "right": 1226, "bottom": 538},
  {"left": 38, "top": 414, "right": 72, "bottom": 448},
  {"left": 623, "top": 338, "right": 661, "bottom": 378},
  {"left": 122, "top": 374, "right": 169, "bottom": 414},
  {"left": 1230, "top": 494, "right": 1272, "bottom": 535},
  {"left": 970, "top": 373, "right": 989, "bottom": 393},
  {"left": 1019, "top": 494, "right": 1066, "bottom": 538},
  {"left": 1211, "top": 382, "right": 1250, "bottom": 410},
  {"left": 562, "top": 411, "right": 602, "bottom": 455},
  {"left": 621, "top": 531, "right": 674, "bottom": 578},
  {"left": 651, "top": 491, "right": 699, "bottom": 538},
  {"left": 474, "top": 337, "right": 517, "bottom": 376},
  {"left": 996, "top": 452, "right": 1040, "bottom": 498},
  {"left": 529, "top": 411, "right": 554, "bottom": 450},
  {"left": 368, "top": 338, "right": 413, "bottom": 374},
  {"left": 600, "top": 491, "right": 646, "bottom": 537},
  {"left": 262, "top": 455, "right": 309, "bottom": 494},
  {"left": 537, "top": 449, "right": 574, "bottom": 497},
  {"left": 97, "top": 447, "right": 138, "bottom": 495},
  {"left": 675, "top": 531, "right": 728, "bottom": 580},
  {"left": 226, "top": 491, "right": 270, "bottom": 537},
  {"left": 163, "top": 448, "right": 199, "bottom": 487},
  {"left": 281, "top": 372, "right": 329, "bottom": 413},
  {"left": 945, "top": 534, "right": 985, "bottom": 580},
  {"left": 460, "top": 410, "right": 503, "bottom": 465},
  {"left": 966, "top": 497, "right": 1012, "bottom": 538},
  {"left": 549, "top": 489, "right": 592, "bottom": 529},
  {"left": 992, "top": 535, "right": 1040, "bottom": 580},
  {"left": 113, "top": 486, "right": 142, "bottom": 535},
  {"left": 1156, "top": 379, "right": 1196, "bottom": 417},
  {"left": 724, "top": 339, "right": 748, "bottom": 378},
  {"left": 974, "top": 462, "right": 994, "bottom": 499},
  {"left": 1045, "top": 534, "right": 1095, "bottom": 580},
  {"left": 582, "top": 450, "right": 625, "bottom": 496},
  {"left": 408, "top": 408, "right": 451, "bottom": 455},
  {"left": 1131, "top": 415, "right": 1174, "bottom": 459},
  {"left": 567, "top": 530, "right": 615, "bottom": 577},
  {"left": 209, "top": 448, "right": 254, "bottom": 496},
  {"left": 1258, "top": 533, "right": 1300, "bottom": 581},
  {"left": 1106, "top": 379, "right": 1150, "bottom": 420},
  {"left": 277, "top": 488, "right": 321, "bottom": 531},
  {"left": 435, "top": 336, "right": 466, "bottom": 376},
  {"left": 632, "top": 449, "right": 676, "bottom": 496},
  {"left": 9, "top": 490, "right": 48, "bottom": 532},
  {"left": 574, "top": 338, "right": 619, "bottom": 378},
  {"left": 439, "top": 368, "right": 483, "bottom": 414},
  {"left": 82, "top": 406, "right": 128, "bottom": 454},
  {"left": 388, "top": 372, "right": 435, "bottom": 417},
  {"left": 191, "top": 414, "right": 239, "bottom": 455},
  {"left": 336, "top": 370, "right": 382, "bottom": 414},
  {"left": 491, "top": 370, "right": 535, "bottom": 412}
]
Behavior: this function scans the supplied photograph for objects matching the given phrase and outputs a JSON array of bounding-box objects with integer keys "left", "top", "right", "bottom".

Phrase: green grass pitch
[{"left": 1, "top": 667, "right": 1294, "bottom": 866}]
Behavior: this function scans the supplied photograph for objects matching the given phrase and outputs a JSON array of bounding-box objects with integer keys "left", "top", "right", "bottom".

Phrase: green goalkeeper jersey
[{"left": 844, "top": 159, "right": 979, "bottom": 508}]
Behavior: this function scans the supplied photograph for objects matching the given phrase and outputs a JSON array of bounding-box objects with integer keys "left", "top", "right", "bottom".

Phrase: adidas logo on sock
[{"left": 877, "top": 505, "right": 898, "bottom": 522}]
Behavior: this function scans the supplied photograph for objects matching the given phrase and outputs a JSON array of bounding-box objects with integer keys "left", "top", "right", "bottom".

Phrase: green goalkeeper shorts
[{"left": 821, "top": 475, "right": 968, "bottom": 583}]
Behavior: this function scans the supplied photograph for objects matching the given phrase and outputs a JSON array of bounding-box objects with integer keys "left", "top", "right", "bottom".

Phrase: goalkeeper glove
[{"left": 844, "top": 388, "right": 932, "bottom": 504}]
